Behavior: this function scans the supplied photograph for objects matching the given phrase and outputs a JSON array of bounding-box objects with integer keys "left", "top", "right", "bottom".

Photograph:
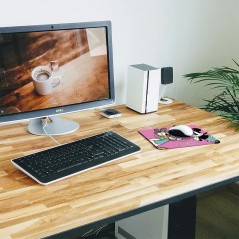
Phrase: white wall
[{"left": 1, "top": 0, "right": 239, "bottom": 107}]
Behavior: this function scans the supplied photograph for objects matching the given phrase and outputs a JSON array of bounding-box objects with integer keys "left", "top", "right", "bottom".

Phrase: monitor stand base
[{"left": 28, "top": 116, "right": 80, "bottom": 136}]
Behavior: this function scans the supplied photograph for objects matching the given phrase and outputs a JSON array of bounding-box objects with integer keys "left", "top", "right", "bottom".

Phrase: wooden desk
[{"left": 0, "top": 101, "right": 238, "bottom": 239}]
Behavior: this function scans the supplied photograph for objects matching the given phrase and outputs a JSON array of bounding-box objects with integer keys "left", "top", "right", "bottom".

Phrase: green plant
[{"left": 184, "top": 60, "right": 239, "bottom": 130}]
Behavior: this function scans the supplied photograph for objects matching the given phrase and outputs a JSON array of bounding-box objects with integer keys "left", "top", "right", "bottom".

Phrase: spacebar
[{"left": 57, "top": 161, "right": 84, "bottom": 172}]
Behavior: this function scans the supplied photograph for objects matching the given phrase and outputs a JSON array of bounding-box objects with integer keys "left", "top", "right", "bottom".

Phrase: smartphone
[{"left": 100, "top": 109, "right": 121, "bottom": 118}]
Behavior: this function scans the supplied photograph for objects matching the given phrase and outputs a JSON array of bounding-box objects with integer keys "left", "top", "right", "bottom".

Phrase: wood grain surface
[
  {"left": 0, "top": 101, "right": 238, "bottom": 239},
  {"left": 0, "top": 53, "right": 108, "bottom": 112}
]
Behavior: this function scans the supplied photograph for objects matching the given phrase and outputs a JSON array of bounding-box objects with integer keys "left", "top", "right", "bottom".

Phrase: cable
[
  {"left": 81, "top": 225, "right": 106, "bottom": 237},
  {"left": 42, "top": 118, "right": 61, "bottom": 145}
]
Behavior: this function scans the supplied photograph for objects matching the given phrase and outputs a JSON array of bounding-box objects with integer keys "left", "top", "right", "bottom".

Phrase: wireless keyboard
[{"left": 12, "top": 131, "right": 141, "bottom": 185}]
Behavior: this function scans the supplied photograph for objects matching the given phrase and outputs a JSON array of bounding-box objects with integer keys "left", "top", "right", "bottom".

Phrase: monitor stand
[{"left": 28, "top": 116, "right": 80, "bottom": 136}]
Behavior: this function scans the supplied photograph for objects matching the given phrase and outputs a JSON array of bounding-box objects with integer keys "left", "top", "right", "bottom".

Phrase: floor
[
  {"left": 79, "top": 185, "right": 239, "bottom": 239},
  {"left": 196, "top": 187, "right": 239, "bottom": 239}
]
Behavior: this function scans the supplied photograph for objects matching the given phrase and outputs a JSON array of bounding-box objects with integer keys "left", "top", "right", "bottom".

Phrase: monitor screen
[{"left": 0, "top": 21, "right": 114, "bottom": 134}]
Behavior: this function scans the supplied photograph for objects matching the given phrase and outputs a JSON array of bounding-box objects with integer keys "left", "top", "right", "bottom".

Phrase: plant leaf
[{"left": 184, "top": 60, "right": 239, "bottom": 131}]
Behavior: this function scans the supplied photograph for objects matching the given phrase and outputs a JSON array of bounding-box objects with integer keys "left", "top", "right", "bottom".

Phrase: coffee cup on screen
[{"left": 31, "top": 66, "right": 61, "bottom": 95}]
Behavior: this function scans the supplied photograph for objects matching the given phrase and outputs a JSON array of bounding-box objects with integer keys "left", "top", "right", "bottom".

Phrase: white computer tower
[
  {"left": 126, "top": 64, "right": 161, "bottom": 114},
  {"left": 115, "top": 205, "right": 169, "bottom": 239}
]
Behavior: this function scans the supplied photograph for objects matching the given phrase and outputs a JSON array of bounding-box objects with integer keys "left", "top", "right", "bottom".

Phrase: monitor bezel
[{"left": 0, "top": 21, "right": 115, "bottom": 124}]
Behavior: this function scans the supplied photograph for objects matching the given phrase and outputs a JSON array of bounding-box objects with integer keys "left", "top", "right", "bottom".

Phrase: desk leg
[{"left": 168, "top": 196, "right": 197, "bottom": 239}]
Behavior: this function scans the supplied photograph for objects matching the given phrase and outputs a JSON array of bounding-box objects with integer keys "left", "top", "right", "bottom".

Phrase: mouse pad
[{"left": 138, "top": 125, "right": 219, "bottom": 149}]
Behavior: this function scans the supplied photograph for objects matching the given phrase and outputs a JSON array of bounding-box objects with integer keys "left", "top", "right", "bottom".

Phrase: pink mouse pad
[{"left": 139, "top": 125, "right": 219, "bottom": 149}]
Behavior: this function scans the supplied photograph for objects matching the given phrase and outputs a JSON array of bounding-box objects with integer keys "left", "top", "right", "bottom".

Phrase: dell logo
[{"left": 56, "top": 109, "right": 64, "bottom": 113}]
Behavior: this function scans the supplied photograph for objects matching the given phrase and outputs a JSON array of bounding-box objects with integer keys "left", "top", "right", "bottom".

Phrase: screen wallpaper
[{"left": 0, "top": 27, "right": 109, "bottom": 116}]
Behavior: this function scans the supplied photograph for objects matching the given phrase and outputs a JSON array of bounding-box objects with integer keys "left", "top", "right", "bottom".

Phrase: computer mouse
[{"left": 168, "top": 125, "right": 193, "bottom": 137}]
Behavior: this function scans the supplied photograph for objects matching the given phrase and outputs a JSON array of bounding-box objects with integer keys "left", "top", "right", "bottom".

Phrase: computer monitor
[{"left": 0, "top": 21, "right": 115, "bottom": 135}]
